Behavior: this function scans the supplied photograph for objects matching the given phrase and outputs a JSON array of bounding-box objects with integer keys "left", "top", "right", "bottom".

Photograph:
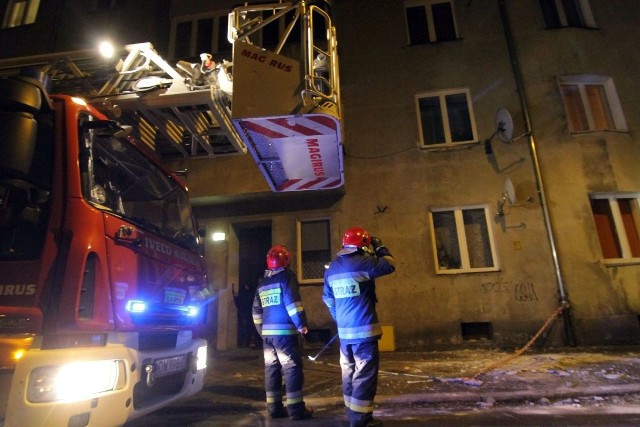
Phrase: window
[
  {"left": 559, "top": 75, "right": 627, "bottom": 133},
  {"left": 170, "top": 12, "right": 230, "bottom": 59},
  {"left": 429, "top": 205, "right": 499, "bottom": 274},
  {"left": 297, "top": 218, "right": 332, "bottom": 283},
  {"left": 79, "top": 115, "right": 198, "bottom": 252},
  {"left": 415, "top": 89, "right": 477, "bottom": 148},
  {"left": 404, "top": 0, "right": 458, "bottom": 45},
  {"left": 2, "top": 0, "right": 39, "bottom": 28},
  {"left": 96, "top": 0, "right": 126, "bottom": 11},
  {"left": 539, "top": 0, "right": 596, "bottom": 29},
  {"left": 590, "top": 193, "right": 640, "bottom": 265}
]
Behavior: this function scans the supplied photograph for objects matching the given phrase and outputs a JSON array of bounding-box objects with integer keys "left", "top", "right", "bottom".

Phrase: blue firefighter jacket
[
  {"left": 323, "top": 248, "right": 395, "bottom": 344},
  {"left": 253, "top": 268, "right": 308, "bottom": 337}
]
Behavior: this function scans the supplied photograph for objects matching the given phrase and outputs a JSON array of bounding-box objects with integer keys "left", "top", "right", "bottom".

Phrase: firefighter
[
  {"left": 252, "top": 244, "right": 314, "bottom": 420},
  {"left": 323, "top": 227, "right": 396, "bottom": 427}
]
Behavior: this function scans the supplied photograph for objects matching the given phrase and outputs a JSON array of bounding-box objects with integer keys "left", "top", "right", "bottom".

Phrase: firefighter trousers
[
  {"left": 340, "top": 339, "right": 379, "bottom": 426},
  {"left": 262, "top": 335, "right": 306, "bottom": 417}
]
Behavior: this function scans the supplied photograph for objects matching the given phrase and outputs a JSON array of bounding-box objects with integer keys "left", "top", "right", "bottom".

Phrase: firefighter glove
[
  {"left": 371, "top": 236, "right": 391, "bottom": 257},
  {"left": 371, "top": 236, "right": 382, "bottom": 249}
]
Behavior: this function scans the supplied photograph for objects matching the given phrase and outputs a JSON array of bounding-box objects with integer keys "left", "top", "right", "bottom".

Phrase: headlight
[
  {"left": 27, "top": 360, "right": 126, "bottom": 403},
  {"left": 196, "top": 345, "right": 207, "bottom": 371}
]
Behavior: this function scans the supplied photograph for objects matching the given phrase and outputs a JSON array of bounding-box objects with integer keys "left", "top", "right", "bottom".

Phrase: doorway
[{"left": 234, "top": 223, "right": 272, "bottom": 348}]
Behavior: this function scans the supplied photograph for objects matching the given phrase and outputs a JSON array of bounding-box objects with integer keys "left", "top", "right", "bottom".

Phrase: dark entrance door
[{"left": 234, "top": 223, "right": 271, "bottom": 348}]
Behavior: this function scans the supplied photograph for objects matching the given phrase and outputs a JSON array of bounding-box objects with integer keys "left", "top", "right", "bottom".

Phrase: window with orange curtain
[
  {"left": 585, "top": 84, "right": 615, "bottom": 130},
  {"left": 560, "top": 84, "right": 589, "bottom": 132},
  {"left": 559, "top": 76, "right": 627, "bottom": 133},
  {"left": 590, "top": 194, "right": 640, "bottom": 262}
]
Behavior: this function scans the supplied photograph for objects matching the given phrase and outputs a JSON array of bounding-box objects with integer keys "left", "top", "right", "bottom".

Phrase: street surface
[
  {"left": 124, "top": 346, "right": 640, "bottom": 426},
  {"left": 125, "top": 399, "right": 640, "bottom": 426}
]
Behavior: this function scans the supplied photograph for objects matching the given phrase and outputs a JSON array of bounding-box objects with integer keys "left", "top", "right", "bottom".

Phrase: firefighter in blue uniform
[
  {"left": 323, "top": 227, "right": 396, "bottom": 427},
  {"left": 253, "top": 244, "right": 313, "bottom": 420}
]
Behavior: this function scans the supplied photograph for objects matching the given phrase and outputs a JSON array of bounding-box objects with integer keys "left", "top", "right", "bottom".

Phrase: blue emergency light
[{"left": 126, "top": 300, "right": 147, "bottom": 313}]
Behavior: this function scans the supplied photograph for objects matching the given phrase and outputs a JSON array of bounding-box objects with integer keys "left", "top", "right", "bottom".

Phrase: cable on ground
[
  {"left": 466, "top": 304, "right": 565, "bottom": 381},
  {"left": 304, "top": 305, "right": 565, "bottom": 385}
]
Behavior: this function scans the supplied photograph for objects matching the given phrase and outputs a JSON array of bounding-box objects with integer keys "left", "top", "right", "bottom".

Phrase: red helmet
[
  {"left": 342, "top": 227, "right": 371, "bottom": 248},
  {"left": 266, "top": 244, "right": 291, "bottom": 269}
]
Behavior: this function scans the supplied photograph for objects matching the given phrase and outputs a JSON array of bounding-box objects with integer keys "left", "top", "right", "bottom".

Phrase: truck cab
[{"left": 0, "top": 70, "right": 209, "bottom": 427}]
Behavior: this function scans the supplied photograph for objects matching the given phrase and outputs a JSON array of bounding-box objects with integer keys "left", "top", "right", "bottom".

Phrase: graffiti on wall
[{"left": 480, "top": 280, "right": 539, "bottom": 302}]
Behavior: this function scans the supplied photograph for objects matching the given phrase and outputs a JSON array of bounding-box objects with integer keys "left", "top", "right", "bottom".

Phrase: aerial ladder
[{"left": 0, "top": 0, "right": 343, "bottom": 192}]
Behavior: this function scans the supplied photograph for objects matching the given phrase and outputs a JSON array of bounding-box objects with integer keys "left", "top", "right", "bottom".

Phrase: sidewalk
[
  {"left": 207, "top": 345, "right": 640, "bottom": 411},
  {"left": 363, "top": 345, "right": 640, "bottom": 408}
]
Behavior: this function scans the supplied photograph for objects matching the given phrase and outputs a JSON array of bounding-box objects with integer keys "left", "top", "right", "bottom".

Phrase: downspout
[{"left": 497, "top": 0, "right": 576, "bottom": 346}]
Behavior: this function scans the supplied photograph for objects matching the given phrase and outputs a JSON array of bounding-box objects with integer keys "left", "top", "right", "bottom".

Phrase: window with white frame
[
  {"left": 429, "top": 205, "right": 499, "bottom": 274},
  {"left": 2, "top": 0, "right": 39, "bottom": 29},
  {"left": 415, "top": 89, "right": 477, "bottom": 148},
  {"left": 96, "top": 0, "right": 126, "bottom": 11},
  {"left": 590, "top": 193, "right": 640, "bottom": 264},
  {"left": 170, "top": 12, "right": 230, "bottom": 60},
  {"left": 297, "top": 218, "right": 332, "bottom": 283},
  {"left": 539, "top": 0, "right": 596, "bottom": 29},
  {"left": 404, "top": 0, "right": 458, "bottom": 45},
  {"left": 559, "top": 75, "right": 627, "bottom": 133}
]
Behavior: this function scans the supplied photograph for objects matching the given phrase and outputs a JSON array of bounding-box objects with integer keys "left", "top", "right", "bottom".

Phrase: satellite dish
[
  {"left": 504, "top": 178, "right": 516, "bottom": 204},
  {"left": 495, "top": 108, "right": 514, "bottom": 143}
]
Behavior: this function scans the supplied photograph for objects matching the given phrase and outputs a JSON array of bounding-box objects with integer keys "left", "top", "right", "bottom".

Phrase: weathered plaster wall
[{"left": 171, "top": 0, "right": 640, "bottom": 349}]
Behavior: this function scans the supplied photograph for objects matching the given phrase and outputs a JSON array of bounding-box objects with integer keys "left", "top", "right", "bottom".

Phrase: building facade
[{"left": 2, "top": 0, "right": 639, "bottom": 350}]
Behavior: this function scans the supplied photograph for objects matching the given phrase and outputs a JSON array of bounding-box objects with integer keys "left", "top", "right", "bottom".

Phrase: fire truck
[{"left": 0, "top": 1, "right": 341, "bottom": 426}]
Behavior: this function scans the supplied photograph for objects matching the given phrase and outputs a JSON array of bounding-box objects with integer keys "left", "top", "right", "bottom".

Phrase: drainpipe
[{"left": 497, "top": 0, "right": 576, "bottom": 346}]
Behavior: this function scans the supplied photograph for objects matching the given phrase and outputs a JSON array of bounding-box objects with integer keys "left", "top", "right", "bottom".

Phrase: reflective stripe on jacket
[
  {"left": 253, "top": 268, "right": 307, "bottom": 337},
  {"left": 323, "top": 250, "right": 395, "bottom": 343}
]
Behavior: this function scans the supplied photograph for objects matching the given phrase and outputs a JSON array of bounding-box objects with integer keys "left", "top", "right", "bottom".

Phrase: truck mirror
[
  {"left": 81, "top": 120, "right": 131, "bottom": 138},
  {"left": 114, "top": 125, "right": 132, "bottom": 138}
]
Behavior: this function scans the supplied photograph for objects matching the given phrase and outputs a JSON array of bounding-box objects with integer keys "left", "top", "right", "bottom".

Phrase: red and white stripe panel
[{"left": 235, "top": 114, "right": 344, "bottom": 192}]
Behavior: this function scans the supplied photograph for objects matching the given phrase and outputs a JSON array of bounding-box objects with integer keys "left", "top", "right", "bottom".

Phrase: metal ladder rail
[
  {"left": 97, "top": 43, "right": 182, "bottom": 97},
  {"left": 305, "top": 3, "right": 337, "bottom": 102},
  {"left": 230, "top": 2, "right": 297, "bottom": 52},
  {"left": 228, "top": 1, "right": 339, "bottom": 115},
  {"left": 210, "top": 89, "right": 247, "bottom": 154}
]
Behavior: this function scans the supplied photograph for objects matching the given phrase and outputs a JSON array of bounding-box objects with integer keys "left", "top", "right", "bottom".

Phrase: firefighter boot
[
  {"left": 289, "top": 402, "right": 313, "bottom": 420},
  {"left": 268, "top": 403, "right": 288, "bottom": 419}
]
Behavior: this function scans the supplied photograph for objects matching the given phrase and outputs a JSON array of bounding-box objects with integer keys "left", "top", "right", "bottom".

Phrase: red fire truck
[
  {"left": 0, "top": 69, "right": 209, "bottom": 427},
  {"left": 0, "top": 1, "right": 342, "bottom": 425}
]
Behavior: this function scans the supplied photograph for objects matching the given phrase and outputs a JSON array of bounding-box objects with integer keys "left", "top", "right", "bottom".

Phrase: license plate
[
  {"left": 154, "top": 354, "right": 187, "bottom": 377},
  {"left": 164, "top": 288, "right": 186, "bottom": 304}
]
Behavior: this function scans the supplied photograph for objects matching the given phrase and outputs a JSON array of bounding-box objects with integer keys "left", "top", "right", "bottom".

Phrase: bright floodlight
[
  {"left": 196, "top": 345, "right": 207, "bottom": 371},
  {"left": 212, "top": 232, "right": 226, "bottom": 242},
  {"left": 27, "top": 360, "right": 121, "bottom": 403},
  {"left": 98, "top": 41, "right": 115, "bottom": 59}
]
